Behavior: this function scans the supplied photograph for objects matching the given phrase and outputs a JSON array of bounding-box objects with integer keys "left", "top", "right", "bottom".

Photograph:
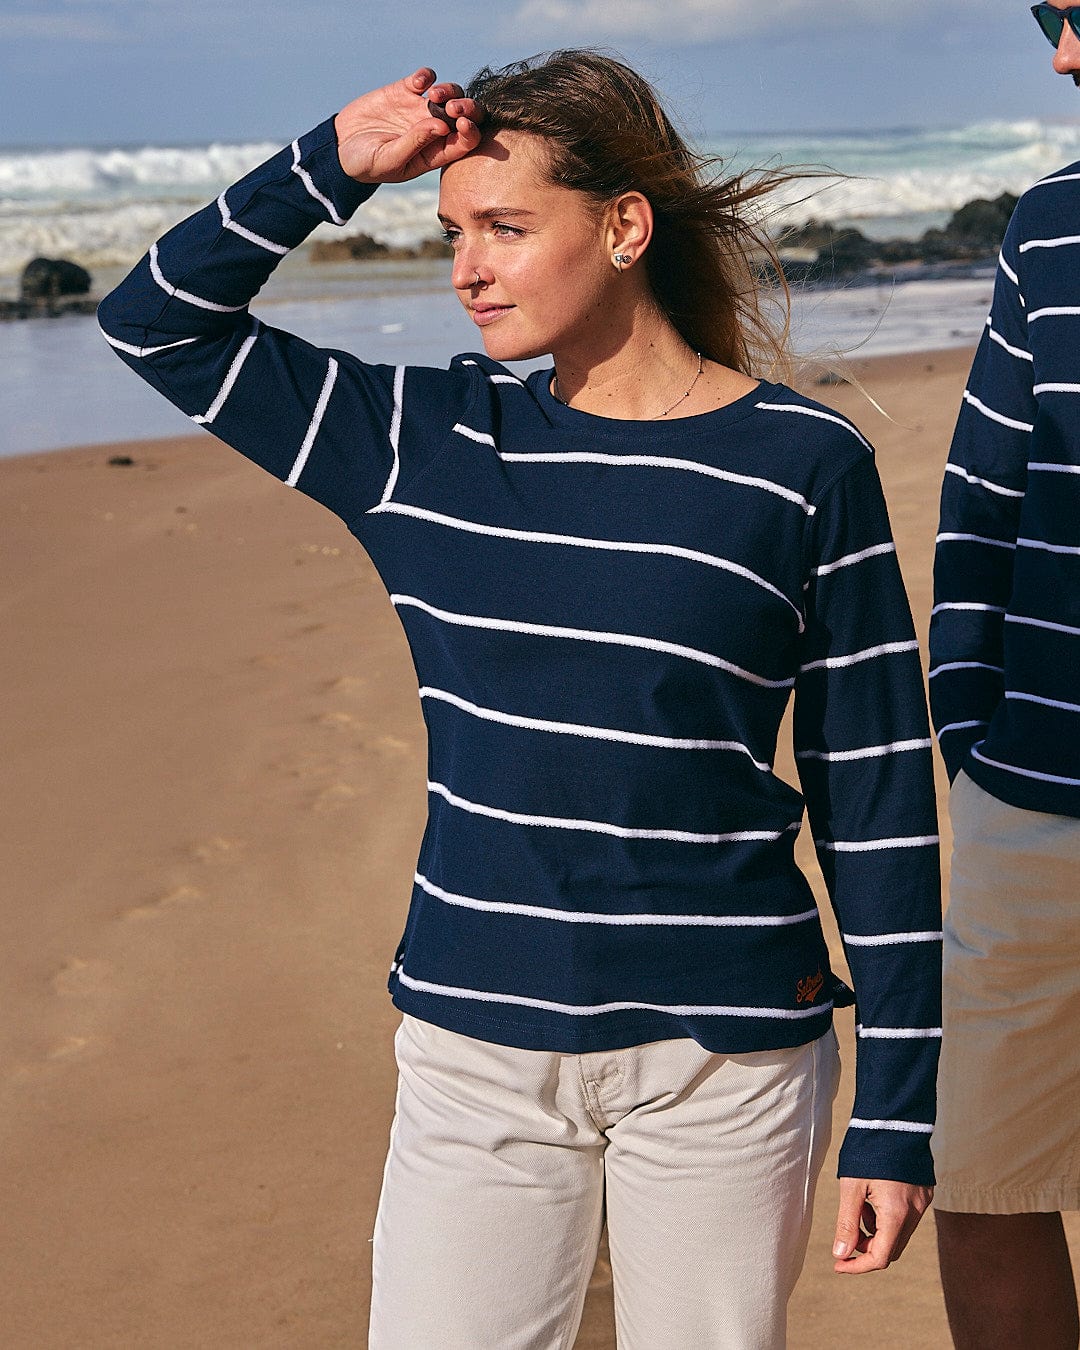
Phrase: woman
[{"left": 98, "top": 53, "right": 941, "bottom": 1349}]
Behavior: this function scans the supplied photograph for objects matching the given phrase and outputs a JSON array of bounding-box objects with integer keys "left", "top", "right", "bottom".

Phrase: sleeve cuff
[{"left": 296, "top": 116, "right": 379, "bottom": 222}]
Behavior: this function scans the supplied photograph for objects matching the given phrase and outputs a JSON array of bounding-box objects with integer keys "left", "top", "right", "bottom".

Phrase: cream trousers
[{"left": 369, "top": 1015, "right": 840, "bottom": 1350}]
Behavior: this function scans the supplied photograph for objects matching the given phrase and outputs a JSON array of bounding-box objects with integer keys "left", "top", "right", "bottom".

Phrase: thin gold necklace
[{"left": 553, "top": 352, "right": 704, "bottom": 420}]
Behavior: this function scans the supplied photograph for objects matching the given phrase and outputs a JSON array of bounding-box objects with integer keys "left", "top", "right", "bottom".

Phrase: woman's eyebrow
[{"left": 437, "top": 207, "right": 537, "bottom": 225}]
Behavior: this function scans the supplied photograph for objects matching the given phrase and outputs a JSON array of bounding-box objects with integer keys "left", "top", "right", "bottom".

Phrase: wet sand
[{"left": 2, "top": 346, "right": 1076, "bottom": 1346}]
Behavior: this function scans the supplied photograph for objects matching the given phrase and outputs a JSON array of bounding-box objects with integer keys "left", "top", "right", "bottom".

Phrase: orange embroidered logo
[{"left": 796, "top": 969, "right": 824, "bottom": 1005}]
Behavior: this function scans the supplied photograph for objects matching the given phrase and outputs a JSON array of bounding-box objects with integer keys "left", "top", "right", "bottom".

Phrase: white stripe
[
  {"left": 392, "top": 595, "right": 795, "bottom": 689},
  {"left": 1019, "top": 536, "right": 1080, "bottom": 556},
  {"left": 1028, "top": 305, "right": 1080, "bottom": 323},
  {"left": 148, "top": 242, "right": 247, "bottom": 313},
  {"left": 378, "top": 365, "right": 405, "bottom": 506},
  {"left": 796, "top": 737, "right": 931, "bottom": 762},
  {"left": 856, "top": 1026, "right": 942, "bottom": 1039},
  {"left": 848, "top": 1118, "right": 934, "bottom": 1134},
  {"left": 286, "top": 356, "right": 338, "bottom": 487},
  {"left": 427, "top": 779, "right": 800, "bottom": 844},
  {"left": 936, "top": 719, "right": 989, "bottom": 736},
  {"left": 453, "top": 422, "right": 496, "bottom": 446},
  {"left": 816, "top": 835, "right": 939, "bottom": 852},
  {"left": 799, "top": 639, "right": 918, "bottom": 673},
  {"left": 370, "top": 503, "right": 803, "bottom": 627},
  {"left": 930, "top": 602, "right": 1006, "bottom": 616},
  {"left": 812, "top": 542, "right": 895, "bottom": 578},
  {"left": 945, "top": 462, "right": 1025, "bottom": 498},
  {"left": 986, "top": 321, "right": 1032, "bottom": 362},
  {"left": 414, "top": 872, "right": 816, "bottom": 928},
  {"left": 191, "top": 319, "right": 260, "bottom": 426},
  {"left": 928, "top": 661, "right": 1004, "bottom": 678},
  {"left": 418, "top": 687, "right": 772, "bottom": 766},
  {"left": 1006, "top": 612, "right": 1080, "bottom": 638},
  {"left": 1033, "top": 171, "right": 1080, "bottom": 188},
  {"left": 98, "top": 325, "right": 199, "bottom": 359},
  {"left": 844, "top": 930, "right": 943, "bottom": 947},
  {"left": 396, "top": 969, "right": 832, "bottom": 1020},
  {"left": 754, "top": 400, "right": 873, "bottom": 452},
  {"left": 998, "top": 250, "right": 1020, "bottom": 287},
  {"left": 971, "top": 743, "right": 1080, "bottom": 786},
  {"left": 1006, "top": 689, "right": 1080, "bottom": 714},
  {"left": 1019, "top": 234, "right": 1080, "bottom": 252},
  {"left": 498, "top": 450, "right": 816, "bottom": 514},
  {"left": 961, "top": 390, "right": 1034, "bottom": 433},
  {"left": 217, "top": 191, "right": 289, "bottom": 255},
  {"left": 935, "top": 532, "right": 1016, "bottom": 550},
  {"left": 459, "top": 361, "right": 523, "bottom": 385},
  {"left": 1029, "top": 461, "right": 1080, "bottom": 474},
  {"left": 290, "top": 140, "right": 346, "bottom": 225},
  {"left": 1035, "top": 383, "right": 1080, "bottom": 396}
]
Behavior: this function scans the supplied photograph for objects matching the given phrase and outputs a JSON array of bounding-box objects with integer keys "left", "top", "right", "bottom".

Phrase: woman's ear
[{"left": 606, "top": 191, "right": 654, "bottom": 264}]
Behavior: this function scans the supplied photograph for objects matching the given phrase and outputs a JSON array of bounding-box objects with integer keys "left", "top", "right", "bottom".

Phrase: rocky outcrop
[
  {"left": 310, "top": 233, "right": 452, "bottom": 263},
  {"left": 1, "top": 256, "right": 98, "bottom": 319},
  {"left": 775, "top": 193, "right": 1020, "bottom": 285}
]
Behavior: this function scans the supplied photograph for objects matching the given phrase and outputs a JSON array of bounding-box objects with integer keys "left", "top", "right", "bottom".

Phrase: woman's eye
[
  {"left": 440, "top": 229, "right": 462, "bottom": 247},
  {"left": 492, "top": 222, "right": 524, "bottom": 239}
]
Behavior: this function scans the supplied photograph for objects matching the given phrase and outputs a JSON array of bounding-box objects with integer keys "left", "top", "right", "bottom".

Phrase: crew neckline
[{"left": 530, "top": 368, "right": 783, "bottom": 439}]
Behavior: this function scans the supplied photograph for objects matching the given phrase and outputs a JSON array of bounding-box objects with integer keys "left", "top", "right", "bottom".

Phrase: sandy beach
[{"left": 2, "top": 344, "right": 1076, "bottom": 1348}]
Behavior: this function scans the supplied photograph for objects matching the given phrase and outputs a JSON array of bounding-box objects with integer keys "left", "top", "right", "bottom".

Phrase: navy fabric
[
  {"left": 932, "top": 166, "right": 1080, "bottom": 816},
  {"left": 99, "top": 118, "right": 942, "bottom": 1184}
]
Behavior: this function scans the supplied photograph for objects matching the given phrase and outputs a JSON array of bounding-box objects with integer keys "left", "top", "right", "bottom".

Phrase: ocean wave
[{"left": 3, "top": 118, "right": 1080, "bottom": 276}]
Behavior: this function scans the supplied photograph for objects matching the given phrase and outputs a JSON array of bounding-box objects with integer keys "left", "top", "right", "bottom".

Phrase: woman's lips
[{"left": 471, "top": 304, "right": 514, "bottom": 327}]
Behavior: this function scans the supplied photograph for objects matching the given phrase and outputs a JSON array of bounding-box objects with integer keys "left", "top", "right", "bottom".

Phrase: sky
[{"left": 1, "top": 0, "right": 1077, "bottom": 145}]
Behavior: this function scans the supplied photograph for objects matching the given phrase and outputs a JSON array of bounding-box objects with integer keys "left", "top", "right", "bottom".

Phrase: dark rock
[
  {"left": 310, "top": 233, "right": 451, "bottom": 263},
  {"left": 21, "top": 256, "right": 92, "bottom": 302},
  {"left": 945, "top": 193, "right": 1018, "bottom": 250}
]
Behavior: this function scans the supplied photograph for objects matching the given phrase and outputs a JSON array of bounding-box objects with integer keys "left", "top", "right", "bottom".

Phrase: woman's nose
[{"left": 451, "top": 249, "right": 484, "bottom": 292}]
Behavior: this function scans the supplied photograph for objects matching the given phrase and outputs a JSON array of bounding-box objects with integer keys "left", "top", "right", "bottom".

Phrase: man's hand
[
  {"left": 334, "top": 67, "right": 483, "bottom": 185},
  {"left": 832, "top": 1177, "right": 933, "bottom": 1274}
]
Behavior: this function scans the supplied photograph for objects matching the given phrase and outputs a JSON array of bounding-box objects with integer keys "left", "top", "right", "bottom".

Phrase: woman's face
[{"left": 438, "top": 131, "right": 620, "bottom": 364}]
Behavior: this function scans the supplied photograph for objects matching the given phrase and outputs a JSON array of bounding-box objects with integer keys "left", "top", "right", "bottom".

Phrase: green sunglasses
[{"left": 1031, "top": 3, "right": 1080, "bottom": 45}]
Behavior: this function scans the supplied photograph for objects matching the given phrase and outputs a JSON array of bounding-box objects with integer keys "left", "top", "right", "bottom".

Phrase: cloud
[
  {"left": 0, "top": 12, "right": 121, "bottom": 40},
  {"left": 502, "top": 0, "right": 981, "bottom": 44}
]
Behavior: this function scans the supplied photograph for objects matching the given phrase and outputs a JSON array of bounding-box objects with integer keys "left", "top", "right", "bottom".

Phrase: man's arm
[{"left": 929, "top": 211, "right": 1033, "bottom": 776}]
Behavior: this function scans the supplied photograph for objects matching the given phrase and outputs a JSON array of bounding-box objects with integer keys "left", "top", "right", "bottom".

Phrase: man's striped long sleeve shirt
[{"left": 932, "top": 166, "right": 1080, "bottom": 815}]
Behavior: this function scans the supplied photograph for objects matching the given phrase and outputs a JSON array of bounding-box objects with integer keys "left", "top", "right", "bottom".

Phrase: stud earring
[{"left": 613, "top": 253, "right": 632, "bottom": 268}]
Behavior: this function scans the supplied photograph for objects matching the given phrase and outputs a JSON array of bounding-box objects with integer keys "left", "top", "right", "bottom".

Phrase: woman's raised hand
[{"left": 334, "top": 68, "right": 483, "bottom": 185}]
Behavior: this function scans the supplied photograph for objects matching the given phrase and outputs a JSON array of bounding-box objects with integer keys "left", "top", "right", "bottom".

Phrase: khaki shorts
[{"left": 933, "top": 770, "right": 1080, "bottom": 1214}]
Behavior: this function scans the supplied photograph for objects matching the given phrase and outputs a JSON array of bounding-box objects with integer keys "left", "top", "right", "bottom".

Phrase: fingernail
[{"left": 833, "top": 1242, "right": 848, "bottom": 1257}]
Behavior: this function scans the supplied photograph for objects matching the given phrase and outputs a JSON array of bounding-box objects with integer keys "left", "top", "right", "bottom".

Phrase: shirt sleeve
[
  {"left": 96, "top": 118, "right": 472, "bottom": 527},
  {"left": 929, "top": 211, "right": 1032, "bottom": 780},
  {"left": 795, "top": 453, "right": 942, "bottom": 1186}
]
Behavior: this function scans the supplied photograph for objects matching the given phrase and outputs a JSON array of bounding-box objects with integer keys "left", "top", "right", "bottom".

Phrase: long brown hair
[{"left": 467, "top": 50, "right": 804, "bottom": 379}]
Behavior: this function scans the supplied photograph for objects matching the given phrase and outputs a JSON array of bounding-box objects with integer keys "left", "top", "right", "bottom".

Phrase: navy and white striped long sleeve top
[
  {"left": 932, "top": 166, "right": 1080, "bottom": 816},
  {"left": 98, "top": 118, "right": 941, "bottom": 1185}
]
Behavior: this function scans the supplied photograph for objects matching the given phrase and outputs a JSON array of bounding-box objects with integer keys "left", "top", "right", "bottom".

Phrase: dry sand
[{"left": 2, "top": 346, "right": 1077, "bottom": 1347}]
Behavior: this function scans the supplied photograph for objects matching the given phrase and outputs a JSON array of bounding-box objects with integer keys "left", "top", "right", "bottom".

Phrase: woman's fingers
[
  {"left": 335, "top": 68, "right": 483, "bottom": 183},
  {"left": 832, "top": 1179, "right": 933, "bottom": 1275}
]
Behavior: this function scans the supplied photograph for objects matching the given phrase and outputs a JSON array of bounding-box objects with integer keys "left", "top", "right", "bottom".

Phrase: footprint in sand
[
  {"left": 324, "top": 674, "right": 367, "bottom": 696},
  {"left": 315, "top": 709, "right": 364, "bottom": 732},
  {"left": 289, "top": 622, "right": 327, "bottom": 638},
  {"left": 312, "top": 782, "right": 360, "bottom": 813},
  {"left": 191, "top": 836, "right": 245, "bottom": 865},
  {"left": 51, "top": 957, "right": 113, "bottom": 997},
  {"left": 122, "top": 883, "right": 204, "bottom": 921},
  {"left": 46, "top": 1035, "right": 92, "bottom": 1061}
]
